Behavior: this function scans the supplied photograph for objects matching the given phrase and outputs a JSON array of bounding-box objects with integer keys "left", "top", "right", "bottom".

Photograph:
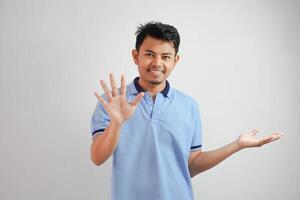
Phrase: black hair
[{"left": 135, "top": 21, "right": 180, "bottom": 54}]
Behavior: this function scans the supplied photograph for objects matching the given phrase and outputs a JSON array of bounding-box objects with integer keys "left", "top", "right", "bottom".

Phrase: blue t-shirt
[{"left": 91, "top": 77, "right": 202, "bottom": 200}]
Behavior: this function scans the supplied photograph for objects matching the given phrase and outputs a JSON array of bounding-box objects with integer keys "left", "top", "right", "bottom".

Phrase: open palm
[
  {"left": 237, "top": 129, "right": 283, "bottom": 148},
  {"left": 95, "top": 73, "right": 144, "bottom": 125}
]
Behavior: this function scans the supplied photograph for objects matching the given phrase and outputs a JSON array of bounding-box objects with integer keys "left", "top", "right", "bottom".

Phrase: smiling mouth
[{"left": 148, "top": 69, "right": 164, "bottom": 75}]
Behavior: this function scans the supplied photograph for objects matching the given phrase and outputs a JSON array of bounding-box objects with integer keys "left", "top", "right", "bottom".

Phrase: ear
[
  {"left": 174, "top": 54, "right": 180, "bottom": 66},
  {"left": 132, "top": 49, "right": 139, "bottom": 65}
]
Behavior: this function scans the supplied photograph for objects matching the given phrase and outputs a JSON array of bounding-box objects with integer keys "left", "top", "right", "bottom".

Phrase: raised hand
[
  {"left": 237, "top": 129, "right": 283, "bottom": 149},
  {"left": 94, "top": 73, "right": 144, "bottom": 125}
]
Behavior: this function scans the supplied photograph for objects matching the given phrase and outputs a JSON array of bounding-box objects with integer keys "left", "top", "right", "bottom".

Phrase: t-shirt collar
[{"left": 131, "top": 77, "right": 170, "bottom": 98}]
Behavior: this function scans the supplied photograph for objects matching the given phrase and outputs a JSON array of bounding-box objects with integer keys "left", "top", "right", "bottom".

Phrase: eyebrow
[{"left": 145, "top": 50, "right": 173, "bottom": 56}]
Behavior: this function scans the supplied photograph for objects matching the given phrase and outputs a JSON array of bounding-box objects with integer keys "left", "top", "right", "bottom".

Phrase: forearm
[
  {"left": 190, "top": 140, "right": 242, "bottom": 177},
  {"left": 91, "top": 120, "right": 123, "bottom": 166}
]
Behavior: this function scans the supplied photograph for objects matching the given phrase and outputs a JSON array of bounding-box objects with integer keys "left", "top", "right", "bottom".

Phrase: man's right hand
[{"left": 95, "top": 73, "right": 144, "bottom": 125}]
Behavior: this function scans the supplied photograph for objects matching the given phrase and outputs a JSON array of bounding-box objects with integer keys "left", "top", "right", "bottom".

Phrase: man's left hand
[{"left": 237, "top": 129, "right": 283, "bottom": 149}]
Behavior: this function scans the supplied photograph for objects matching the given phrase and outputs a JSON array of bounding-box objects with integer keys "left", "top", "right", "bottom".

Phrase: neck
[{"left": 138, "top": 79, "right": 166, "bottom": 96}]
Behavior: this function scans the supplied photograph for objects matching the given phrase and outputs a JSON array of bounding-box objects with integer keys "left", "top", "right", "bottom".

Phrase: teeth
[
  {"left": 150, "top": 70, "right": 161, "bottom": 73},
  {"left": 150, "top": 69, "right": 161, "bottom": 72},
  {"left": 149, "top": 69, "right": 162, "bottom": 76}
]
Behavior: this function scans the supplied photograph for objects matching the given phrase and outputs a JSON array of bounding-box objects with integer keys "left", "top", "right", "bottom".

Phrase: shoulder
[{"left": 172, "top": 88, "right": 199, "bottom": 108}]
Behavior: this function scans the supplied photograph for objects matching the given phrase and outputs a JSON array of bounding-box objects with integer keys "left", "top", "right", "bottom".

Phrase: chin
[{"left": 148, "top": 79, "right": 164, "bottom": 85}]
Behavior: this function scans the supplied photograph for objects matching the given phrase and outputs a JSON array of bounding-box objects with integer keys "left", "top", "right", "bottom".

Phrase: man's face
[{"left": 132, "top": 36, "right": 179, "bottom": 87}]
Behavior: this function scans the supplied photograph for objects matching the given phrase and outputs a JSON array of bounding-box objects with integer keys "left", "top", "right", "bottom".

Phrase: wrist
[
  {"left": 110, "top": 119, "right": 124, "bottom": 127},
  {"left": 234, "top": 139, "right": 244, "bottom": 151}
]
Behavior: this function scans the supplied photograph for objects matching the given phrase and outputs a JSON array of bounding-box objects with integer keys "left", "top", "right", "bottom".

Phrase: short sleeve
[
  {"left": 90, "top": 95, "right": 110, "bottom": 139},
  {"left": 190, "top": 102, "right": 202, "bottom": 152}
]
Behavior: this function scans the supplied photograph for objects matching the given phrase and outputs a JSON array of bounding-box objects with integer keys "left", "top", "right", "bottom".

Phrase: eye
[
  {"left": 145, "top": 53, "right": 154, "bottom": 57},
  {"left": 162, "top": 56, "right": 171, "bottom": 60}
]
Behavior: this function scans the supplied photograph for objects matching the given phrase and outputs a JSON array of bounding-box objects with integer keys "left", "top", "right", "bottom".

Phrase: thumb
[
  {"left": 130, "top": 92, "right": 144, "bottom": 106},
  {"left": 250, "top": 128, "right": 259, "bottom": 136}
]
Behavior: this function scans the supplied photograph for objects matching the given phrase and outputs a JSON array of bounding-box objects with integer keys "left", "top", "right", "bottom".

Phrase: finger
[
  {"left": 130, "top": 92, "right": 144, "bottom": 106},
  {"left": 250, "top": 128, "right": 259, "bottom": 136},
  {"left": 100, "top": 80, "right": 112, "bottom": 100},
  {"left": 261, "top": 135, "right": 274, "bottom": 142},
  {"left": 269, "top": 135, "right": 281, "bottom": 142},
  {"left": 110, "top": 73, "right": 118, "bottom": 97},
  {"left": 260, "top": 136, "right": 280, "bottom": 146},
  {"left": 269, "top": 132, "right": 283, "bottom": 141},
  {"left": 258, "top": 133, "right": 282, "bottom": 146},
  {"left": 120, "top": 74, "right": 126, "bottom": 97},
  {"left": 262, "top": 133, "right": 283, "bottom": 141},
  {"left": 94, "top": 92, "right": 108, "bottom": 107},
  {"left": 275, "top": 132, "right": 284, "bottom": 138}
]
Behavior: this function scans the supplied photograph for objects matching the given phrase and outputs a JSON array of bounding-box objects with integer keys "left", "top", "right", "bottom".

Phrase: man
[{"left": 90, "top": 21, "right": 282, "bottom": 200}]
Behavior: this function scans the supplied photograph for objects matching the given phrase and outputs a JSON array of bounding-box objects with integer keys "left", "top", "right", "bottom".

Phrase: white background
[{"left": 0, "top": 0, "right": 299, "bottom": 199}]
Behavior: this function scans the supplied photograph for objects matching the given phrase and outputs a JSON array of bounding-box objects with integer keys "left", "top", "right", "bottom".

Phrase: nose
[{"left": 151, "top": 56, "right": 162, "bottom": 68}]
